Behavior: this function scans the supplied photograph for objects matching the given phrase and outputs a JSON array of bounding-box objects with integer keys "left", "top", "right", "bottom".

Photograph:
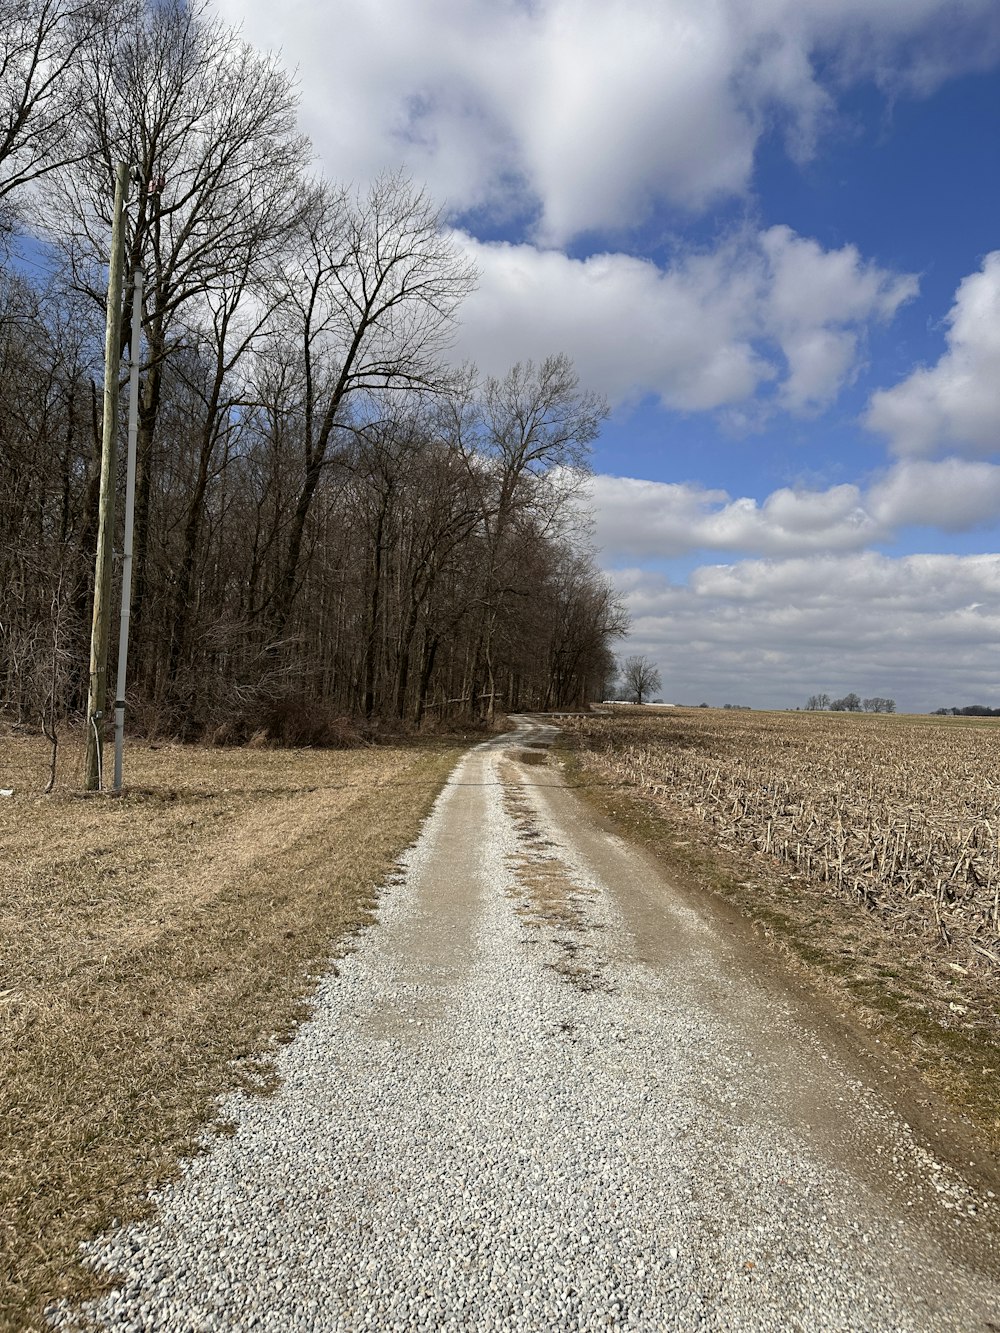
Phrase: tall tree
[
  {"left": 0, "top": 0, "right": 627, "bottom": 745},
  {"left": 262, "top": 173, "right": 477, "bottom": 643},
  {"left": 44, "top": 0, "right": 308, "bottom": 690},
  {"left": 0, "top": 0, "right": 119, "bottom": 224},
  {"left": 456, "top": 354, "right": 607, "bottom": 717}
]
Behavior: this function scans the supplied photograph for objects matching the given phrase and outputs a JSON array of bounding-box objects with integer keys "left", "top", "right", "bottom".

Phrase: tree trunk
[
  {"left": 363, "top": 504, "right": 386, "bottom": 719},
  {"left": 414, "top": 631, "right": 439, "bottom": 727},
  {"left": 128, "top": 356, "right": 163, "bottom": 694}
]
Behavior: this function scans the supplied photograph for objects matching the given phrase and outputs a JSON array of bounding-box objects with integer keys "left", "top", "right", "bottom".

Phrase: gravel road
[{"left": 51, "top": 720, "right": 1000, "bottom": 1331}]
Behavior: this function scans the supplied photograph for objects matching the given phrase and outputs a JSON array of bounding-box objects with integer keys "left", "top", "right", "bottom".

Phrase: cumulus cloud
[
  {"left": 866, "top": 253, "right": 1000, "bottom": 458},
  {"left": 616, "top": 552, "right": 1000, "bottom": 711},
  {"left": 212, "top": 0, "right": 1000, "bottom": 243},
  {"left": 589, "top": 459, "right": 1000, "bottom": 561},
  {"left": 454, "top": 228, "right": 914, "bottom": 413},
  {"left": 760, "top": 226, "right": 917, "bottom": 411},
  {"left": 590, "top": 476, "right": 877, "bottom": 558},
  {"left": 453, "top": 236, "right": 766, "bottom": 410},
  {"left": 867, "top": 458, "right": 1000, "bottom": 530}
]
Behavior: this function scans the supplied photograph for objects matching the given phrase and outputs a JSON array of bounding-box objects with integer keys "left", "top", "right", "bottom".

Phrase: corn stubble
[
  {"left": 571, "top": 710, "right": 1000, "bottom": 960},
  {"left": 0, "top": 730, "right": 462, "bottom": 1333},
  {"left": 564, "top": 708, "right": 1000, "bottom": 1140}
]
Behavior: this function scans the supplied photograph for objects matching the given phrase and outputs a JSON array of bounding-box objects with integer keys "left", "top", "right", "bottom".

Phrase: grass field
[
  {"left": 0, "top": 727, "right": 464, "bottom": 1333},
  {"left": 561, "top": 707, "right": 1000, "bottom": 1148}
]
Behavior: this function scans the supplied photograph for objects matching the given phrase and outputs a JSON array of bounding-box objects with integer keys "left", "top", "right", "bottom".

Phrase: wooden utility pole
[
  {"left": 85, "top": 160, "right": 130, "bottom": 790},
  {"left": 113, "top": 268, "right": 144, "bottom": 792}
]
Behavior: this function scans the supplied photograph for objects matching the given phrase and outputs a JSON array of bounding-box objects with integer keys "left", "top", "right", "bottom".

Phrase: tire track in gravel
[{"left": 50, "top": 719, "right": 1000, "bottom": 1332}]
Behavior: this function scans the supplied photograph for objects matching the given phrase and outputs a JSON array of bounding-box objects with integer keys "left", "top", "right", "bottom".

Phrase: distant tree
[
  {"left": 600, "top": 664, "right": 621, "bottom": 701},
  {"left": 831, "top": 692, "right": 862, "bottom": 712},
  {"left": 622, "top": 654, "right": 662, "bottom": 705},
  {"left": 863, "top": 697, "right": 896, "bottom": 713},
  {"left": 806, "top": 693, "right": 830, "bottom": 710}
]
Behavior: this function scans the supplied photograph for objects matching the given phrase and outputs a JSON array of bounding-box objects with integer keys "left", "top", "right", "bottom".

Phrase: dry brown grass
[
  {"left": 559, "top": 708, "right": 1000, "bottom": 1146},
  {"left": 0, "top": 726, "right": 464, "bottom": 1333},
  {"left": 501, "top": 759, "right": 608, "bottom": 993}
]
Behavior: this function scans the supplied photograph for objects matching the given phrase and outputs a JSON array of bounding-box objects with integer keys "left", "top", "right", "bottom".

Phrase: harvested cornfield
[{"left": 563, "top": 709, "right": 1000, "bottom": 972}]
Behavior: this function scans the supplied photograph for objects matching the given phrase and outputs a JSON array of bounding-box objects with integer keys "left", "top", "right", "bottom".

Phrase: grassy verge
[
  {"left": 558, "top": 732, "right": 1000, "bottom": 1163},
  {"left": 0, "top": 728, "right": 465, "bottom": 1333}
]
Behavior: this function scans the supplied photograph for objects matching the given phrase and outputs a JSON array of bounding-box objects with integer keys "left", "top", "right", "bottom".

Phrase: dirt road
[{"left": 55, "top": 719, "right": 1000, "bottom": 1332}]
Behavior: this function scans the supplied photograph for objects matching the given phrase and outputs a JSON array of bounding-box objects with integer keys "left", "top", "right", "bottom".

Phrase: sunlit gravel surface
[{"left": 50, "top": 729, "right": 999, "bottom": 1332}]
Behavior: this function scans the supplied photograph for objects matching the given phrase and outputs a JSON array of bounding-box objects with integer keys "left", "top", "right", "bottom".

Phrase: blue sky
[{"left": 215, "top": 1, "right": 1000, "bottom": 709}]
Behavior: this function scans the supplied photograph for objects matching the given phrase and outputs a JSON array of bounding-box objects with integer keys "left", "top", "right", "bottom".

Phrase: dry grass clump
[
  {"left": 501, "top": 762, "right": 608, "bottom": 993},
  {"left": 0, "top": 727, "right": 463, "bottom": 1333}
]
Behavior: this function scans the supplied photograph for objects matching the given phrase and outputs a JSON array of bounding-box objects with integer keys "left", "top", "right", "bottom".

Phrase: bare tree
[
  {"left": 452, "top": 354, "right": 608, "bottom": 717},
  {"left": 44, "top": 0, "right": 309, "bottom": 693},
  {"left": 262, "top": 173, "right": 477, "bottom": 642},
  {"left": 539, "top": 550, "right": 627, "bottom": 709},
  {"left": 40, "top": 572, "right": 74, "bottom": 791},
  {"left": 863, "top": 696, "right": 896, "bottom": 713},
  {"left": 830, "top": 692, "right": 863, "bottom": 712},
  {"left": 0, "top": 268, "right": 94, "bottom": 726},
  {"left": 0, "top": 0, "right": 119, "bottom": 220},
  {"left": 0, "top": 2, "right": 628, "bottom": 743},
  {"left": 622, "top": 654, "right": 661, "bottom": 705}
]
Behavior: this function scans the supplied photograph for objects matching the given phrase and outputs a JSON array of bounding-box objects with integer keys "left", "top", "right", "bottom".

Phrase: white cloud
[
  {"left": 453, "top": 236, "right": 766, "bottom": 411},
  {"left": 760, "top": 226, "right": 917, "bottom": 411},
  {"left": 866, "top": 253, "right": 1000, "bottom": 458},
  {"left": 590, "top": 458, "right": 1000, "bottom": 560},
  {"left": 616, "top": 552, "right": 1000, "bottom": 711},
  {"left": 867, "top": 458, "right": 1000, "bottom": 530},
  {"left": 454, "top": 228, "right": 914, "bottom": 413},
  {"left": 502, "top": 2, "right": 756, "bottom": 240},
  {"left": 590, "top": 475, "right": 877, "bottom": 558},
  {"left": 212, "top": 0, "right": 1000, "bottom": 243}
]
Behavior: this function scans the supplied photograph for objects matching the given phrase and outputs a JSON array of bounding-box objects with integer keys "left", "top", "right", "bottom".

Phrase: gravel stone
[{"left": 48, "top": 723, "right": 1000, "bottom": 1332}]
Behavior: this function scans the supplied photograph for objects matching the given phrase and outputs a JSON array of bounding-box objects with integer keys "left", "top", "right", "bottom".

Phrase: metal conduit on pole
[
  {"left": 113, "top": 268, "right": 144, "bottom": 792},
  {"left": 84, "top": 160, "right": 129, "bottom": 791}
]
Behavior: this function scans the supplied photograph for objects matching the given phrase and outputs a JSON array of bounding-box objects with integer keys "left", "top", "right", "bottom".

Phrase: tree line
[
  {"left": 0, "top": 0, "right": 626, "bottom": 743},
  {"left": 805, "top": 694, "right": 896, "bottom": 713},
  {"left": 932, "top": 705, "right": 1000, "bottom": 717}
]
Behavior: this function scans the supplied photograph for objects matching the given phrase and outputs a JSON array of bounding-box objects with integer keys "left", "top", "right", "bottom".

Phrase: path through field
[{"left": 53, "top": 720, "right": 1000, "bottom": 1332}]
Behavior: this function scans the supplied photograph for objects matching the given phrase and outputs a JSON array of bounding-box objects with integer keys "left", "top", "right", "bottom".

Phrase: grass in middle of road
[{"left": 501, "top": 755, "right": 609, "bottom": 993}]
